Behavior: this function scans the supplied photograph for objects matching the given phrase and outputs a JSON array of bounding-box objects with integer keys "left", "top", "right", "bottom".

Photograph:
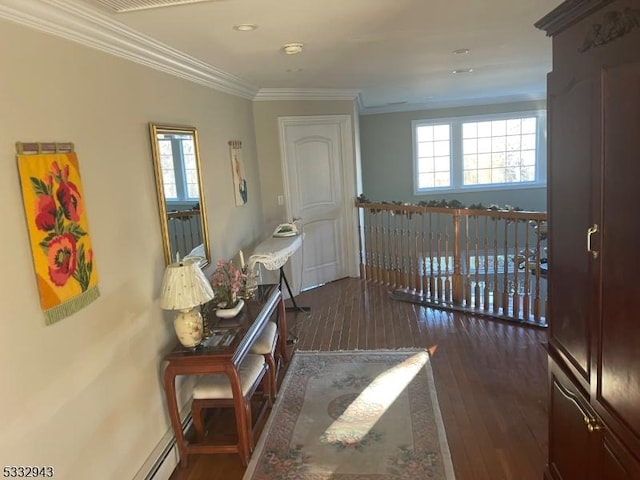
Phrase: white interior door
[{"left": 279, "top": 115, "right": 357, "bottom": 293}]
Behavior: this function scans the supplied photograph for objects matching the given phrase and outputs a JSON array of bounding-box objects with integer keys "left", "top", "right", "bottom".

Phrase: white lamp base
[{"left": 173, "top": 308, "right": 204, "bottom": 348}]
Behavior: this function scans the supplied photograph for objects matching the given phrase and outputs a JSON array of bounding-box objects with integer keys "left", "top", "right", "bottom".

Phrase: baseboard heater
[{"left": 133, "top": 413, "right": 192, "bottom": 480}]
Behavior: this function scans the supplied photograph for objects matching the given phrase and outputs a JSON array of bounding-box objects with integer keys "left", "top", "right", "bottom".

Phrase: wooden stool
[
  {"left": 190, "top": 354, "right": 272, "bottom": 466},
  {"left": 249, "top": 321, "right": 280, "bottom": 398}
]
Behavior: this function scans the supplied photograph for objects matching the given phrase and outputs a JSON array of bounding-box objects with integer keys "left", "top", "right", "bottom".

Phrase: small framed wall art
[{"left": 229, "top": 140, "right": 247, "bottom": 206}]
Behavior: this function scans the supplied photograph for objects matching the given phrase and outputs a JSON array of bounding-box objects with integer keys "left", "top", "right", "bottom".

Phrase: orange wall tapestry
[{"left": 17, "top": 143, "right": 100, "bottom": 325}]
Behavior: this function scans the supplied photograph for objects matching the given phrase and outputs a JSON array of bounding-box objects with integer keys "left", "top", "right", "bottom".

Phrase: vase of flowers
[{"left": 210, "top": 259, "right": 246, "bottom": 318}]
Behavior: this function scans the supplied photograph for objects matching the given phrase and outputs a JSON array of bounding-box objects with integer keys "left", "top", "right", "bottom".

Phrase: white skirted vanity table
[{"left": 248, "top": 230, "right": 310, "bottom": 314}]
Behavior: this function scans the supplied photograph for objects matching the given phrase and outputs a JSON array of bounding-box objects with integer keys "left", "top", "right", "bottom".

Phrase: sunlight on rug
[{"left": 243, "top": 350, "right": 456, "bottom": 480}]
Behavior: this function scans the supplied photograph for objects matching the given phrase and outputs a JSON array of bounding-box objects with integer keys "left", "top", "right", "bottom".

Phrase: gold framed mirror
[{"left": 149, "top": 123, "right": 210, "bottom": 267}]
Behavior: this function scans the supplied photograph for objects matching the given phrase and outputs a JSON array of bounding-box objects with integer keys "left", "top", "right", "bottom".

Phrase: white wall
[{"left": 0, "top": 20, "right": 263, "bottom": 480}]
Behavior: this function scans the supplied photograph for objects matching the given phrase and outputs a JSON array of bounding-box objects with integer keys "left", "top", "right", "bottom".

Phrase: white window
[
  {"left": 413, "top": 111, "right": 546, "bottom": 194},
  {"left": 415, "top": 124, "right": 451, "bottom": 189},
  {"left": 157, "top": 134, "right": 200, "bottom": 202}
]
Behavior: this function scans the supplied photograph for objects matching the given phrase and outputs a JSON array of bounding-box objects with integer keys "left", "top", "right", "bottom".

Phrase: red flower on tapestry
[
  {"left": 47, "top": 233, "right": 77, "bottom": 286},
  {"left": 35, "top": 194, "right": 57, "bottom": 231},
  {"left": 53, "top": 162, "right": 82, "bottom": 221}
]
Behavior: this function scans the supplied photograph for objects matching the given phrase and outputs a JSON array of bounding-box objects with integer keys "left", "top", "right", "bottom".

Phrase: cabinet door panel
[
  {"left": 549, "top": 367, "right": 593, "bottom": 480},
  {"left": 547, "top": 74, "right": 598, "bottom": 383},
  {"left": 598, "top": 433, "right": 640, "bottom": 480},
  {"left": 598, "top": 61, "right": 640, "bottom": 451}
]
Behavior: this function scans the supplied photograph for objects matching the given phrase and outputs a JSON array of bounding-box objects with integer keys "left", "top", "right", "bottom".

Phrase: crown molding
[
  {"left": 254, "top": 88, "right": 361, "bottom": 102},
  {"left": 0, "top": 0, "right": 258, "bottom": 99},
  {"left": 535, "top": 0, "right": 615, "bottom": 37},
  {"left": 359, "top": 93, "right": 547, "bottom": 115}
]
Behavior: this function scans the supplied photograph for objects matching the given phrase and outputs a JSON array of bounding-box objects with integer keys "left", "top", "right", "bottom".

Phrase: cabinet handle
[
  {"left": 587, "top": 419, "right": 604, "bottom": 433},
  {"left": 582, "top": 415, "right": 605, "bottom": 433},
  {"left": 587, "top": 224, "right": 599, "bottom": 259}
]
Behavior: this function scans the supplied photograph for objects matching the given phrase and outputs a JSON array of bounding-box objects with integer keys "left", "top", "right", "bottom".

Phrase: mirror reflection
[{"left": 149, "top": 123, "right": 210, "bottom": 267}]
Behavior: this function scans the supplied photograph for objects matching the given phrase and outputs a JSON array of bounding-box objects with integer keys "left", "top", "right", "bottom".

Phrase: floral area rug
[{"left": 244, "top": 350, "right": 456, "bottom": 480}]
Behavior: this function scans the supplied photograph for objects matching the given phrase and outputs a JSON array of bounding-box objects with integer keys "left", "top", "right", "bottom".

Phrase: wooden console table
[{"left": 162, "top": 284, "right": 287, "bottom": 468}]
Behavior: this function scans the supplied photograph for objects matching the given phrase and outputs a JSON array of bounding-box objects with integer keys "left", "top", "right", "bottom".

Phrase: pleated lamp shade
[{"left": 160, "top": 259, "right": 214, "bottom": 311}]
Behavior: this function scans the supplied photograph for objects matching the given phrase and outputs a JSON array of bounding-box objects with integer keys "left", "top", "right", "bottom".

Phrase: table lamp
[{"left": 160, "top": 259, "right": 214, "bottom": 348}]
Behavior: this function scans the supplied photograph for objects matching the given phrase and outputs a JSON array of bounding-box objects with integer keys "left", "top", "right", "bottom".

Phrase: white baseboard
[{"left": 133, "top": 409, "right": 192, "bottom": 480}]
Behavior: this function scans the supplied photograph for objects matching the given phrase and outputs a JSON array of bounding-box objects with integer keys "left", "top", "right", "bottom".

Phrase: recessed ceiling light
[
  {"left": 283, "top": 42, "right": 304, "bottom": 55},
  {"left": 233, "top": 24, "right": 257, "bottom": 32},
  {"left": 453, "top": 48, "right": 470, "bottom": 55},
  {"left": 452, "top": 68, "right": 474, "bottom": 74}
]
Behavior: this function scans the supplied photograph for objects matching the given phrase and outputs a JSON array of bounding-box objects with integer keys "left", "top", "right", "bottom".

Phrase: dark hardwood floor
[{"left": 170, "top": 277, "right": 548, "bottom": 480}]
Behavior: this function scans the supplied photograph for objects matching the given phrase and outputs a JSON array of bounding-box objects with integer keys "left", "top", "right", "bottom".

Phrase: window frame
[{"left": 412, "top": 110, "right": 547, "bottom": 195}]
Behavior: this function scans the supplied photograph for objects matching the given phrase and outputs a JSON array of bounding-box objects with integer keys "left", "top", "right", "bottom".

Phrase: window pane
[
  {"left": 492, "top": 152, "right": 506, "bottom": 168},
  {"left": 507, "top": 119, "right": 521, "bottom": 135},
  {"left": 463, "top": 138, "right": 477, "bottom": 154},
  {"left": 493, "top": 168, "right": 506, "bottom": 183},
  {"left": 492, "top": 136, "right": 506, "bottom": 152},
  {"left": 521, "top": 150, "right": 535, "bottom": 166},
  {"left": 162, "top": 167, "right": 177, "bottom": 198},
  {"left": 506, "top": 152, "right": 520, "bottom": 167},
  {"left": 478, "top": 137, "right": 492, "bottom": 153},
  {"left": 187, "top": 183, "right": 200, "bottom": 198},
  {"left": 163, "top": 184, "right": 177, "bottom": 198},
  {"left": 417, "top": 126, "right": 434, "bottom": 142},
  {"left": 521, "top": 133, "right": 536, "bottom": 150},
  {"left": 522, "top": 117, "right": 536, "bottom": 134},
  {"left": 181, "top": 138, "right": 199, "bottom": 200},
  {"left": 418, "top": 141, "right": 433, "bottom": 157},
  {"left": 160, "top": 155, "right": 173, "bottom": 170},
  {"left": 477, "top": 121, "right": 491, "bottom": 137},
  {"left": 463, "top": 122, "right": 477, "bottom": 137},
  {"left": 506, "top": 166, "right": 520, "bottom": 182},
  {"left": 434, "top": 156, "right": 450, "bottom": 171},
  {"left": 464, "top": 170, "right": 478, "bottom": 184},
  {"left": 185, "top": 169, "right": 199, "bottom": 183},
  {"left": 464, "top": 154, "right": 477, "bottom": 169},
  {"left": 506, "top": 135, "right": 521, "bottom": 151},
  {"left": 434, "top": 140, "right": 450, "bottom": 156},
  {"left": 434, "top": 125, "right": 450, "bottom": 141},
  {"left": 491, "top": 120, "right": 506, "bottom": 136},
  {"left": 419, "top": 173, "right": 434, "bottom": 188},
  {"left": 183, "top": 153, "right": 196, "bottom": 170},
  {"left": 182, "top": 139, "right": 194, "bottom": 155},
  {"left": 521, "top": 166, "right": 535, "bottom": 181},
  {"left": 478, "top": 169, "right": 492, "bottom": 184},
  {"left": 418, "top": 157, "right": 434, "bottom": 173},
  {"left": 434, "top": 171, "right": 450, "bottom": 187},
  {"left": 158, "top": 139, "right": 178, "bottom": 199},
  {"left": 478, "top": 153, "right": 491, "bottom": 169}
]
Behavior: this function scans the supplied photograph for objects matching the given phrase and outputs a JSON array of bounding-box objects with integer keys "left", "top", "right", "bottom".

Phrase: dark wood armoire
[{"left": 536, "top": 1, "right": 640, "bottom": 479}]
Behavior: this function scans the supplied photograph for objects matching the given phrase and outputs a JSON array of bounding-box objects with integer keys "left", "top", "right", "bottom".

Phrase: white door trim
[{"left": 278, "top": 114, "right": 359, "bottom": 291}]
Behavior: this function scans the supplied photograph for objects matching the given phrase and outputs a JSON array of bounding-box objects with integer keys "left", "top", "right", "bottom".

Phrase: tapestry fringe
[{"left": 44, "top": 285, "right": 100, "bottom": 325}]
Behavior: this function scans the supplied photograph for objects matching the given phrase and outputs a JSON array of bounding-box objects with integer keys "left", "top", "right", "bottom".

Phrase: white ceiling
[{"left": 13, "top": 0, "right": 563, "bottom": 113}]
